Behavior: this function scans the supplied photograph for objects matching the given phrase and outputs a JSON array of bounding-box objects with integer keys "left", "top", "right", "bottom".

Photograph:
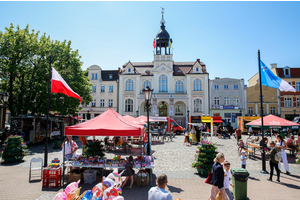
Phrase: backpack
[{"left": 274, "top": 148, "right": 282, "bottom": 162}]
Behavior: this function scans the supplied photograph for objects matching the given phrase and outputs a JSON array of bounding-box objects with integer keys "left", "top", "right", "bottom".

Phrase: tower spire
[{"left": 160, "top": 7, "right": 165, "bottom": 26}]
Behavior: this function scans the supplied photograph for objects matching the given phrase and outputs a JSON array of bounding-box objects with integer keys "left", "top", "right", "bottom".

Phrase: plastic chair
[{"left": 29, "top": 157, "right": 43, "bottom": 181}]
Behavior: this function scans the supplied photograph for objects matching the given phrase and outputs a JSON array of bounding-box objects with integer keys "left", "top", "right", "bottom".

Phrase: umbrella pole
[{"left": 258, "top": 50, "right": 268, "bottom": 174}]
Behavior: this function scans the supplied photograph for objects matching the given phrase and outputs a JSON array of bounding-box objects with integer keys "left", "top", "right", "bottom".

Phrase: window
[
  {"left": 92, "top": 86, "right": 96, "bottom": 93},
  {"left": 126, "top": 79, "right": 134, "bottom": 91},
  {"left": 193, "top": 79, "right": 202, "bottom": 91},
  {"left": 271, "top": 107, "right": 276, "bottom": 114},
  {"left": 100, "top": 99, "right": 105, "bottom": 107},
  {"left": 249, "top": 107, "right": 253, "bottom": 115},
  {"left": 125, "top": 99, "right": 133, "bottom": 112},
  {"left": 194, "top": 99, "right": 202, "bottom": 112},
  {"left": 214, "top": 97, "right": 220, "bottom": 105},
  {"left": 297, "top": 98, "right": 300, "bottom": 107},
  {"left": 214, "top": 85, "right": 219, "bottom": 90},
  {"left": 284, "top": 97, "right": 292, "bottom": 107},
  {"left": 296, "top": 82, "right": 300, "bottom": 91},
  {"left": 159, "top": 75, "right": 168, "bottom": 92},
  {"left": 91, "top": 74, "right": 94, "bottom": 80},
  {"left": 143, "top": 80, "right": 151, "bottom": 89},
  {"left": 234, "top": 97, "right": 239, "bottom": 105},
  {"left": 101, "top": 86, "right": 105, "bottom": 93},
  {"left": 95, "top": 73, "right": 98, "bottom": 80},
  {"left": 108, "top": 99, "right": 113, "bottom": 107},
  {"left": 234, "top": 85, "right": 239, "bottom": 89},
  {"left": 91, "top": 99, "right": 96, "bottom": 107},
  {"left": 83, "top": 114, "right": 86, "bottom": 119},
  {"left": 285, "top": 68, "right": 289, "bottom": 75},
  {"left": 224, "top": 85, "right": 229, "bottom": 90},
  {"left": 128, "top": 68, "right": 131, "bottom": 73},
  {"left": 196, "top": 67, "right": 199, "bottom": 72},
  {"left": 175, "top": 81, "right": 183, "bottom": 92},
  {"left": 175, "top": 103, "right": 183, "bottom": 116},
  {"left": 109, "top": 86, "right": 113, "bottom": 93},
  {"left": 224, "top": 97, "right": 229, "bottom": 105}
]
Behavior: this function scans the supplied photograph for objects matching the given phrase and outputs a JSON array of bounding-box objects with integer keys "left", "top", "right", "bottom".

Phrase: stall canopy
[
  {"left": 212, "top": 116, "right": 223, "bottom": 123},
  {"left": 65, "top": 108, "right": 144, "bottom": 136},
  {"left": 123, "top": 115, "right": 145, "bottom": 125},
  {"left": 246, "top": 114, "right": 300, "bottom": 129},
  {"left": 137, "top": 115, "right": 156, "bottom": 124}
]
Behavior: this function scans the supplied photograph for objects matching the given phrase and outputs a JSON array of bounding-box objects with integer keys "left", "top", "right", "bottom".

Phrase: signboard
[
  {"left": 10, "top": 118, "right": 22, "bottom": 135},
  {"left": 150, "top": 117, "right": 167, "bottom": 122}
]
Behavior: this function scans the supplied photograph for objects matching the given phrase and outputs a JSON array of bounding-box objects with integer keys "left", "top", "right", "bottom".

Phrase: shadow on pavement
[
  {"left": 276, "top": 182, "right": 300, "bottom": 190},
  {"left": 167, "top": 185, "right": 184, "bottom": 193},
  {"left": 0, "top": 160, "right": 25, "bottom": 166},
  {"left": 248, "top": 176, "right": 260, "bottom": 181}
]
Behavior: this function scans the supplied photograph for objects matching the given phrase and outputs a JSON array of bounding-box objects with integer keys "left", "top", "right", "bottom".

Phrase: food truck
[
  {"left": 149, "top": 117, "right": 184, "bottom": 134},
  {"left": 237, "top": 116, "right": 260, "bottom": 133}
]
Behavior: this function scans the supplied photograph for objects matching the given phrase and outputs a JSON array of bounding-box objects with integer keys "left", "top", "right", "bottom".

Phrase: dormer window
[
  {"left": 283, "top": 66, "right": 291, "bottom": 77},
  {"left": 145, "top": 70, "right": 150, "bottom": 75},
  {"left": 196, "top": 68, "right": 199, "bottom": 72},
  {"left": 109, "top": 74, "right": 113, "bottom": 79},
  {"left": 285, "top": 68, "right": 289, "bottom": 76},
  {"left": 177, "top": 70, "right": 181, "bottom": 73},
  {"left": 128, "top": 68, "right": 131, "bottom": 73}
]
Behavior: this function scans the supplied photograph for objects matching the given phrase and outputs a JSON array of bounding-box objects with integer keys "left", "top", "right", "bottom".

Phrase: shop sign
[{"left": 51, "top": 131, "right": 60, "bottom": 137}]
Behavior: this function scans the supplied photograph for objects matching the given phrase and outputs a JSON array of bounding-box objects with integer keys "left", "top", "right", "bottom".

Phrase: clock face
[{"left": 161, "top": 67, "right": 165, "bottom": 71}]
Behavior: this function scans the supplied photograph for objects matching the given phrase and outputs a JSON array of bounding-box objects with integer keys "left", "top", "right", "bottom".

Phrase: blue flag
[{"left": 260, "top": 60, "right": 296, "bottom": 92}]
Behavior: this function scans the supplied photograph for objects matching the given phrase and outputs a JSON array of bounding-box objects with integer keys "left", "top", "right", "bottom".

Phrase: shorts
[{"left": 237, "top": 136, "right": 241, "bottom": 141}]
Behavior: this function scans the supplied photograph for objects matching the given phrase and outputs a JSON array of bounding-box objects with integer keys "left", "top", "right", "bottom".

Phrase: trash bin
[
  {"left": 54, "top": 137, "right": 62, "bottom": 149},
  {"left": 280, "top": 131, "right": 285, "bottom": 139},
  {"left": 231, "top": 168, "right": 250, "bottom": 200}
]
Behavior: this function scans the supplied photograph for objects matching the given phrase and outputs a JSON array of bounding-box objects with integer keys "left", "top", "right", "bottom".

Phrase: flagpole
[
  {"left": 44, "top": 55, "right": 52, "bottom": 167},
  {"left": 258, "top": 50, "right": 268, "bottom": 174}
]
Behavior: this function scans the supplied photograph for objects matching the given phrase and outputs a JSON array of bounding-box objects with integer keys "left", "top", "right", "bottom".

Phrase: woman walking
[
  {"left": 210, "top": 153, "right": 228, "bottom": 200},
  {"left": 268, "top": 141, "right": 280, "bottom": 182},
  {"left": 122, "top": 156, "right": 134, "bottom": 189},
  {"left": 276, "top": 135, "right": 290, "bottom": 175}
]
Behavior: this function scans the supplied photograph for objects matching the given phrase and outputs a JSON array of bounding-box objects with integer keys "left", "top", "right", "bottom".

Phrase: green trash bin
[
  {"left": 54, "top": 137, "right": 62, "bottom": 149},
  {"left": 231, "top": 168, "right": 250, "bottom": 200},
  {"left": 280, "top": 131, "right": 285, "bottom": 139}
]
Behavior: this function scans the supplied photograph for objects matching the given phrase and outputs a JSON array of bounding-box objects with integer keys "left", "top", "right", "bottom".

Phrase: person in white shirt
[
  {"left": 223, "top": 161, "right": 234, "bottom": 200},
  {"left": 148, "top": 174, "right": 173, "bottom": 200}
]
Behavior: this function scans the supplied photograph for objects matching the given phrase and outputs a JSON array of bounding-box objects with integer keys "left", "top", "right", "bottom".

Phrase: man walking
[
  {"left": 236, "top": 127, "right": 242, "bottom": 145},
  {"left": 148, "top": 174, "right": 173, "bottom": 200}
]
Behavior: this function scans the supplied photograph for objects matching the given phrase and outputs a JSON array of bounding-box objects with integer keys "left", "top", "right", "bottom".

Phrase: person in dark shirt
[{"left": 122, "top": 156, "right": 134, "bottom": 189}]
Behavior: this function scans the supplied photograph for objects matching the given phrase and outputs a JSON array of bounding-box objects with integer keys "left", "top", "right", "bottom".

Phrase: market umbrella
[
  {"left": 123, "top": 115, "right": 145, "bottom": 125},
  {"left": 246, "top": 114, "right": 300, "bottom": 129},
  {"left": 136, "top": 115, "right": 156, "bottom": 124}
]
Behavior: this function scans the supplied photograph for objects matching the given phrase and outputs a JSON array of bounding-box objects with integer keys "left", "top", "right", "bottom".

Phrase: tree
[{"left": 0, "top": 23, "right": 92, "bottom": 116}]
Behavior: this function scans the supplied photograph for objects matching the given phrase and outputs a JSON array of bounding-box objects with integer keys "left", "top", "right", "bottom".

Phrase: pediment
[{"left": 153, "top": 63, "right": 173, "bottom": 73}]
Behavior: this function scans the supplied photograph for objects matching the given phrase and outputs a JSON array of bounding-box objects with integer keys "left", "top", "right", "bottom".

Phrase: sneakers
[
  {"left": 286, "top": 171, "right": 291, "bottom": 175},
  {"left": 277, "top": 179, "right": 280, "bottom": 182},
  {"left": 267, "top": 178, "right": 272, "bottom": 182}
]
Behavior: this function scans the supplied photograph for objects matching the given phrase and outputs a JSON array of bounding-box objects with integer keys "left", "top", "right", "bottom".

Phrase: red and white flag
[{"left": 51, "top": 67, "right": 81, "bottom": 103}]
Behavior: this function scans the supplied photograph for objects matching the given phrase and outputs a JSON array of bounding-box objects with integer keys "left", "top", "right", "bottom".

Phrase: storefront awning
[
  {"left": 212, "top": 116, "right": 223, "bottom": 123},
  {"left": 201, "top": 116, "right": 212, "bottom": 123}
]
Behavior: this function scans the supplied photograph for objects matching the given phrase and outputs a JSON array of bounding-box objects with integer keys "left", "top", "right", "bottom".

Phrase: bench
[{"left": 243, "top": 149, "right": 254, "bottom": 158}]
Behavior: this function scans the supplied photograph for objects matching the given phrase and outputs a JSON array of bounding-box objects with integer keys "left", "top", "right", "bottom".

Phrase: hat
[{"left": 241, "top": 150, "right": 246, "bottom": 154}]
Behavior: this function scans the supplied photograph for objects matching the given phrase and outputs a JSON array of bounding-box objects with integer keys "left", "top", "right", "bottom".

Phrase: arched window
[
  {"left": 175, "top": 103, "right": 183, "bottom": 116},
  {"left": 159, "top": 75, "right": 168, "bottom": 92},
  {"left": 194, "top": 99, "right": 202, "bottom": 112},
  {"left": 125, "top": 79, "right": 133, "bottom": 91},
  {"left": 175, "top": 80, "right": 183, "bottom": 92},
  {"left": 143, "top": 80, "right": 151, "bottom": 89},
  {"left": 125, "top": 99, "right": 133, "bottom": 112},
  {"left": 193, "top": 79, "right": 202, "bottom": 91}
]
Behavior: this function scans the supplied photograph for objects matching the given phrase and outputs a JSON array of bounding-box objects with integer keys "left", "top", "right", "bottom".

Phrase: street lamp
[
  {"left": 0, "top": 92, "right": 9, "bottom": 130},
  {"left": 142, "top": 86, "right": 153, "bottom": 155},
  {"left": 187, "top": 110, "right": 190, "bottom": 130},
  {"left": 293, "top": 108, "right": 296, "bottom": 120},
  {"left": 136, "top": 110, "right": 139, "bottom": 117},
  {"left": 239, "top": 109, "right": 242, "bottom": 116}
]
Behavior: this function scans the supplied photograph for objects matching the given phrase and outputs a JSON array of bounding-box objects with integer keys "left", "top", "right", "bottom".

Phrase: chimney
[
  {"left": 270, "top": 63, "right": 277, "bottom": 69},
  {"left": 215, "top": 77, "right": 220, "bottom": 79},
  {"left": 197, "top": 59, "right": 200, "bottom": 62}
]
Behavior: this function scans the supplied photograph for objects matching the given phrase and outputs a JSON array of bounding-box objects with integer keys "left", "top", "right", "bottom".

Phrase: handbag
[
  {"left": 205, "top": 172, "right": 213, "bottom": 185},
  {"left": 216, "top": 191, "right": 223, "bottom": 200}
]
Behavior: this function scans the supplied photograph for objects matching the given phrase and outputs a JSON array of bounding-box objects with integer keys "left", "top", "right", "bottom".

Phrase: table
[{"left": 246, "top": 143, "right": 261, "bottom": 156}]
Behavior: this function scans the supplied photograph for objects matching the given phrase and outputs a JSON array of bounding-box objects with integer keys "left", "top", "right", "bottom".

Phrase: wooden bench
[{"left": 243, "top": 149, "right": 254, "bottom": 158}]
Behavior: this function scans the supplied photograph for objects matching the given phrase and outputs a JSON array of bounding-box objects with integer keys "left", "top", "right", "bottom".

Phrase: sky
[{"left": 1, "top": 1, "right": 300, "bottom": 85}]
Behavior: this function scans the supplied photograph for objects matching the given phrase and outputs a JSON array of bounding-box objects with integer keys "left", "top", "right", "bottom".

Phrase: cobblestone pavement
[{"left": 0, "top": 134, "right": 299, "bottom": 200}]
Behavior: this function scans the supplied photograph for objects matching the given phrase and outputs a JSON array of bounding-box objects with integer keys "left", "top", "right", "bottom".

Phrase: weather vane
[{"left": 160, "top": 7, "right": 165, "bottom": 25}]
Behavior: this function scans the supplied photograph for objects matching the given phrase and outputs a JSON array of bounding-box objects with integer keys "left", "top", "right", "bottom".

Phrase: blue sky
[{"left": 1, "top": 1, "right": 300, "bottom": 85}]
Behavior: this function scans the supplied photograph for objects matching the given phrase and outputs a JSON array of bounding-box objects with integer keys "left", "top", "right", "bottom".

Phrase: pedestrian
[
  {"left": 248, "top": 127, "right": 253, "bottom": 138},
  {"left": 267, "top": 141, "right": 280, "bottom": 182},
  {"left": 296, "top": 132, "right": 300, "bottom": 148},
  {"left": 223, "top": 161, "right": 234, "bottom": 200},
  {"left": 286, "top": 136, "right": 297, "bottom": 151},
  {"left": 196, "top": 126, "right": 200, "bottom": 144},
  {"left": 183, "top": 128, "right": 191, "bottom": 146},
  {"left": 240, "top": 150, "right": 248, "bottom": 169},
  {"left": 235, "top": 127, "right": 242, "bottom": 145},
  {"left": 61, "top": 135, "right": 78, "bottom": 160},
  {"left": 1, "top": 126, "right": 9, "bottom": 147},
  {"left": 275, "top": 135, "right": 290, "bottom": 175},
  {"left": 148, "top": 173, "right": 173, "bottom": 200},
  {"left": 238, "top": 139, "right": 245, "bottom": 154},
  {"left": 122, "top": 155, "right": 134, "bottom": 189},
  {"left": 210, "top": 153, "right": 228, "bottom": 200}
]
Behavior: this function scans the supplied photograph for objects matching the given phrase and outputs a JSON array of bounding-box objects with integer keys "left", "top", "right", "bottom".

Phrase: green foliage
[
  {"left": 192, "top": 142, "right": 217, "bottom": 175},
  {"left": 0, "top": 23, "right": 92, "bottom": 116}
]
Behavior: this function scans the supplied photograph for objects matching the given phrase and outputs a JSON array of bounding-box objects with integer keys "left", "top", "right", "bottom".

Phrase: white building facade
[{"left": 118, "top": 14, "right": 209, "bottom": 128}]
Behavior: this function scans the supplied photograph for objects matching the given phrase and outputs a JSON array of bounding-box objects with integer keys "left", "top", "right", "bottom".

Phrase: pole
[
  {"left": 44, "top": 55, "right": 52, "bottom": 167},
  {"left": 147, "top": 100, "right": 150, "bottom": 155},
  {"left": 258, "top": 50, "right": 268, "bottom": 173}
]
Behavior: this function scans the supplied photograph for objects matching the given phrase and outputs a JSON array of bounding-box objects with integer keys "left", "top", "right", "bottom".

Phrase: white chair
[{"left": 29, "top": 157, "right": 43, "bottom": 181}]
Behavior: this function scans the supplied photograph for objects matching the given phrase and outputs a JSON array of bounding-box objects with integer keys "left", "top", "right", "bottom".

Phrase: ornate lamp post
[
  {"left": 136, "top": 110, "right": 139, "bottom": 117},
  {"left": 0, "top": 92, "right": 9, "bottom": 130},
  {"left": 142, "top": 86, "right": 153, "bottom": 155},
  {"left": 187, "top": 110, "right": 190, "bottom": 130}
]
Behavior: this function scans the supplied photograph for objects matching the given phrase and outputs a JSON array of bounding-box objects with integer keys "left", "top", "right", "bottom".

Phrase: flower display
[
  {"left": 0, "top": 135, "right": 27, "bottom": 162},
  {"left": 296, "top": 147, "right": 300, "bottom": 164}
]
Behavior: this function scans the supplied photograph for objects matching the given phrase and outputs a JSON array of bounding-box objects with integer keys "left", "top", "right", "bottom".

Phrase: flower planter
[
  {"left": 202, "top": 144, "right": 214, "bottom": 148},
  {"left": 201, "top": 149, "right": 215, "bottom": 153}
]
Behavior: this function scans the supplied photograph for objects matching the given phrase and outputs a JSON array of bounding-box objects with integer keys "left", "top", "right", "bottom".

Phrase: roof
[
  {"left": 101, "top": 70, "right": 119, "bottom": 81},
  {"left": 276, "top": 68, "right": 300, "bottom": 78}
]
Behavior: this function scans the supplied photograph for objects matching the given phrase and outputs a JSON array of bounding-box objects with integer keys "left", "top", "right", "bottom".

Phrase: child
[
  {"left": 241, "top": 150, "right": 248, "bottom": 169},
  {"left": 238, "top": 139, "right": 245, "bottom": 155},
  {"left": 183, "top": 128, "right": 191, "bottom": 146},
  {"left": 223, "top": 161, "right": 234, "bottom": 200}
]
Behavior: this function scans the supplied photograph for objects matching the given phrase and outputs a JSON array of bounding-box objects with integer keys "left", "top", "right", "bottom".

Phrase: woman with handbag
[
  {"left": 267, "top": 141, "right": 280, "bottom": 182},
  {"left": 210, "top": 153, "right": 228, "bottom": 200},
  {"left": 275, "top": 135, "right": 290, "bottom": 175}
]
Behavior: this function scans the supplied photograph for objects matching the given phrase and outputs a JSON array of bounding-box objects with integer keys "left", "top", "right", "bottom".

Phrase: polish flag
[{"left": 51, "top": 67, "right": 81, "bottom": 103}]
